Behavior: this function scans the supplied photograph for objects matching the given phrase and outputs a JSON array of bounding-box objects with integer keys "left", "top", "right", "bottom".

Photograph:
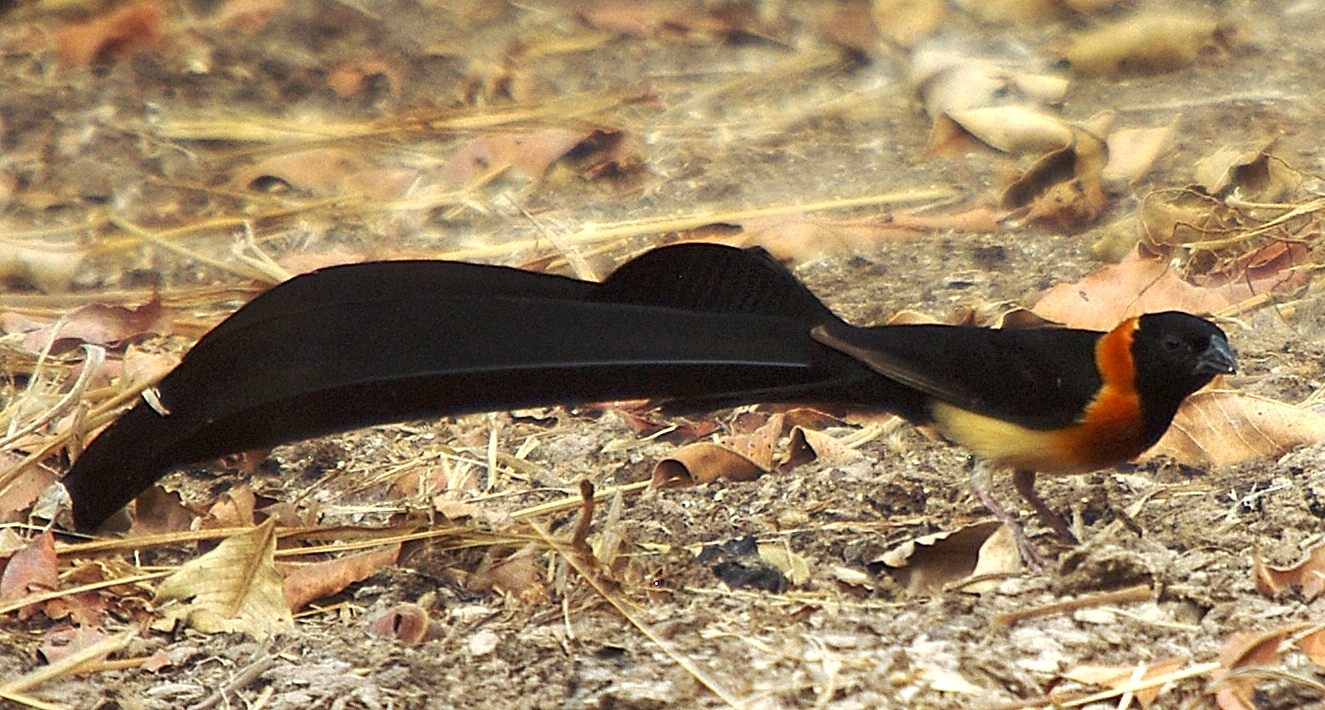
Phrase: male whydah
[{"left": 62, "top": 243, "right": 1235, "bottom": 566}]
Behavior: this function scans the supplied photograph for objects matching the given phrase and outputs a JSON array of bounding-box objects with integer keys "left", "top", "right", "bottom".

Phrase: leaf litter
[{"left": 1, "top": 0, "right": 1325, "bottom": 708}]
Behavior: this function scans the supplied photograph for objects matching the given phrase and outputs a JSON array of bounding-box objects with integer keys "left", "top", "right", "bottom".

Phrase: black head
[{"left": 1131, "top": 311, "right": 1236, "bottom": 439}]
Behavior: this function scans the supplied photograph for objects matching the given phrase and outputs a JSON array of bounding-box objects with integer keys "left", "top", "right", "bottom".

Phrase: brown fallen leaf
[
  {"left": 1253, "top": 540, "right": 1325, "bottom": 600},
  {"left": 38, "top": 625, "right": 110, "bottom": 665},
  {"left": 444, "top": 129, "right": 589, "bottom": 185},
  {"left": 467, "top": 544, "right": 545, "bottom": 601},
  {"left": 1299, "top": 627, "right": 1325, "bottom": 667},
  {"left": 1143, "top": 391, "right": 1325, "bottom": 469},
  {"left": 1064, "top": 11, "right": 1230, "bottom": 76},
  {"left": 0, "top": 453, "right": 58, "bottom": 524},
  {"left": 1002, "top": 122, "right": 1110, "bottom": 231},
  {"left": 1032, "top": 249, "right": 1231, "bottom": 330},
  {"left": 1195, "top": 141, "right": 1301, "bottom": 200},
  {"left": 873, "top": 521, "right": 1018, "bottom": 595},
  {"left": 3, "top": 297, "right": 171, "bottom": 355},
  {"left": 783, "top": 426, "right": 857, "bottom": 469},
  {"left": 280, "top": 543, "right": 401, "bottom": 611},
  {"left": 366, "top": 603, "right": 434, "bottom": 646},
  {"left": 199, "top": 485, "right": 258, "bottom": 530},
  {"left": 913, "top": 51, "right": 1068, "bottom": 116},
  {"left": 930, "top": 105, "right": 1072, "bottom": 155},
  {"left": 154, "top": 519, "right": 293, "bottom": 639},
  {"left": 127, "top": 486, "right": 194, "bottom": 536},
  {"left": 238, "top": 147, "right": 415, "bottom": 200},
  {"left": 55, "top": 1, "right": 164, "bottom": 67},
  {"left": 1062, "top": 656, "right": 1188, "bottom": 709},
  {"left": 1103, "top": 119, "right": 1178, "bottom": 185},
  {"left": 0, "top": 531, "right": 59, "bottom": 620},
  {"left": 652, "top": 413, "right": 783, "bottom": 487}
]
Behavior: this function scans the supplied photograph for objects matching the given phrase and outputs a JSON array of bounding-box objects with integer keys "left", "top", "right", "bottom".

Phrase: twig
[{"left": 992, "top": 583, "right": 1152, "bottom": 629}]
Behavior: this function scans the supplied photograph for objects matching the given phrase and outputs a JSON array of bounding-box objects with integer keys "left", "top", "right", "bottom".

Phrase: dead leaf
[
  {"left": 1003, "top": 122, "right": 1110, "bottom": 231},
  {"left": 577, "top": 2, "right": 738, "bottom": 39},
  {"left": 1103, "top": 119, "right": 1178, "bottom": 185},
  {"left": 1299, "top": 627, "right": 1325, "bottom": 667},
  {"left": 238, "top": 147, "right": 415, "bottom": 200},
  {"left": 1253, "top": 540, "right": 1325, "bottom": 600},
  {"left": 0, "top": 531, "right": 59, "bottom": 620},
  {"left": 154, "top": 519, "right": 293, "bottom": 639},
  {"left": 199, "top": 486, "right": 257, "bottom": 529},
  {"left": 1032, "top": 249, "right": 1232, "bottom": 330},
  {"left": 280, "top": 543, "right": 400, "bottom": 611},
  {"left": 0, "top": 242, "right": 84, "bottom": 292},
  {"left": 756, "top": 542, "right": 811, "bottom": 587},
  {"left": 652, "top": 413, "right": 783, "bottom": 487},
  {"left": 1062, "top": 657, "right": 1188, "bottom": 709},
  {"left": 55, "top": 1, "right": 163, "bottom": 67},
  {"left": 783, "top": 426, "right": 858, "bottom": 470},
  {"left": 366, "top": 603, "right": 433, "bottom": 646},
  {"left": 444, "top": 129, "right": 589, "bottom": 184},
  {"left": 0, "top": 454, "right": 58, "bottom": 523},
  {"left": 467, "top": 545, "right": 545, "bottom": 600},
  {"left": 127, "top": 486, "right": 194, "bottom": 536},
  {"left": 873, "top": 521, "right": 1016, "bottom": 595},
  {"left": 1195, "top": 141, "right": 1301, "bottom": 200},
  {"left": 913, "top": 52, "right": 1068, "bottom": 116},
  {"left": 1065, "top": 11, "right": 1228, "bottom": 76},
  {"left": 931, "top": 105, "right": 1072, "bottom": 155},
  {"left": 3, "top": 297, "right": 170, "bottom": 355},
  {"left": 38, "top": 625, "right": 110, "bottom": 665},
  {"left": 1143, "top": 392, "right": 1325, "bottom": 469}
]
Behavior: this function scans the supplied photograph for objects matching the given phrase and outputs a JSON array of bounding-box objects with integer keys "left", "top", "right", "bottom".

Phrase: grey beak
[{"left": 1196, "top": 336, "right": 1237, "bottom": 375}]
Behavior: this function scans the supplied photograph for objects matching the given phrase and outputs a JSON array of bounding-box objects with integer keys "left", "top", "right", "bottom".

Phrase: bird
[{"left": 61, "top": 243, "right": 1236, "bottom": 566}]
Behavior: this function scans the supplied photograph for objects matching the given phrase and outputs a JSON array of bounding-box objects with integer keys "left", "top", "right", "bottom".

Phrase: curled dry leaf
[
  {"left": 0, "top": 531, "right": 59, "bottom": 620},
  {"left": 1253, "top": 540, "right": 1325, "bottom": 600},
  {"left": 127, "top": 486, "right": 194, "bottom": 536},
  {"left": 366, "top": 603, "right": 433, "bottom": 646},
  {"left": 3, "top": 297, "right": 170, "bottom": 355},
  {"left": 55, "top": 1, "right": 163, "bottom": 67},
  {"left": 913, "top": 50, "right": 1068, "bottom": 116},
  {"left": 1003, "top": 123, "right": 1110, "bottom": 231},
  {"left": 1143, "top": 391, "right": 1325, "bottom": 469},
  {"left": 783, "top": 425, "right": 857, "bottom": 469},
  {"left": 652, "top": 413, "right": 782, "bottom": 487},
  {"left": 1064, "top": 11, "right": 1229, "bottom": 76},
  {"left": 280, "top": 542, "right": 401, "bottom": 612},
  {"left": 154, "top": 519, "right": 293, "bottom": 640},
  {"left": 873, "top": 521, "right": 1019, "bottom": 595},
  {"left": 1195, "top": 141, "right": 1301, "bottom": 200},
  {"left": 238, "top": 147, "right": 415, "bottom": 200},
  {"left": 0, "top": 242, "right": 84, "bottom": 292},
  {"left": 1103, "top": 119, "right": 1179, "bottom": 185},
  {"left": 444, "top": 129, "right": 579, "bottom": 183},
  {"left": 1062, "top": 656, "right": 1188, "bottom": 709},
  {"left": 930, "top": 105, "right": 1072, "bottom": 155}
]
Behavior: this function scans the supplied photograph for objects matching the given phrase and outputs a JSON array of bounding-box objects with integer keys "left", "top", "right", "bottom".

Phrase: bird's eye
[{"left": 1163, "top": 337, "right": 1183, "bottom": 352}]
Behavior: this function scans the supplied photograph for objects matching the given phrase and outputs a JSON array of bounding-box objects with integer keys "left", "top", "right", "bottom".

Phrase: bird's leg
[
  {"left": 1011, "top": 470, "right": 1078, "bottom": 544},
  {"left": 970, "top": 462, "right": 1047, "bottom": 572}
]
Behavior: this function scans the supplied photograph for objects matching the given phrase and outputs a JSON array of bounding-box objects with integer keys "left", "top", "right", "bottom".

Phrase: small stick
[{"left": 992, "top": 583, "right": 1152, "bottom": 629}]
